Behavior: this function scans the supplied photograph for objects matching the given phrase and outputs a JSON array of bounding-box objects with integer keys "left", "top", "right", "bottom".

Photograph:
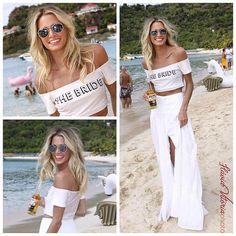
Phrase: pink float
[{"left": 8, "top": 66, "right": 33, "bottom": 86}]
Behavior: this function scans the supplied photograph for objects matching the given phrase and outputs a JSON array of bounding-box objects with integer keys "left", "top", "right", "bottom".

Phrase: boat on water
[
  {"left": 122, "top": 54, "right": 144, "bottom": 60},
  {"left": 107, "top": 34, "right": 116, "bottom": 40},
  {"left": 19, "top": 52, "right": 33, "bottom": 61}
]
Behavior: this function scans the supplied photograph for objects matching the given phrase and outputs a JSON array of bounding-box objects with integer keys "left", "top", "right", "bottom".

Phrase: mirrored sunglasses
[
  {"left": 150, "top": 28, "right": 167, "bottom": 36},
  {"left": 48, "top": 144, "right": 67, "bottom": 153},
  {"left": 38, "top": 23, "right": 64, "bottom": 38}
]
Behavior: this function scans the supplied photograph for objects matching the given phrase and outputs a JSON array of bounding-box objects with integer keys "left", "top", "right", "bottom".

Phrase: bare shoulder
[
  {"left": 93, "top": 43, "right": 108, "bottom": 68},
  {"left": 173, "top": 47, "right": 188, "bottom": 62},
  {"left": 53, "top": 171, "right": 75, "bottom": 190},
  {"left": 141, "top": 60, "right": 148, "bottom": 70},
  {"left": 34, "top": 76, "right": 47, "bottom": 94}
]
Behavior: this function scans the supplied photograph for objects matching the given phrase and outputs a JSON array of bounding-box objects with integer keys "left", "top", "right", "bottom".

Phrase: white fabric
[
  {"left": 104, "top": 173, "right": 116, "bottom": 195},
  {"left": 38, "top": 60, "right": 116, "bottom": 116},
  {"left": 150, "top": 92, "right": 207, "bottom": 230},
  {"left": 39, "top": 218, "right": 77, "bottom": 233},
  {"left": 144, "top": 58, "right": 192, "bottom": 92},
  {"left": 44, "top": 186, "right": 80, "bottom": 219},
  {"left": 225, "top": 48, "right": 232, "bottom": 60}
]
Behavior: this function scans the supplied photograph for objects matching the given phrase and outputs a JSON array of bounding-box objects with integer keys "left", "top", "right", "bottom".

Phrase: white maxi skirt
[
  {"left": 150, "top": 92, "right": 207, "bottom": 231},
  {"left": 39, "top": 217, "right": 77, "bottom": 233}
]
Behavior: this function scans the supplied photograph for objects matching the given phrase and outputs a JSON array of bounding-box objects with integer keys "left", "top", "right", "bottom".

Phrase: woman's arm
[
  {"left": 46, "top": 206, "right": 65, "bottom": 233},
  {"left": 50, "top": 110, "right": 60, "bottom": 116},
  {"left": 178, "top": 73, "right": 193, "bottom": 127},
  {"left": 106, "top": 82, "right": 116, "bottom": 115},
  {"left": 175, "top": 47, "right": 194, "bottom": 127},
  {"left": 94, "top": 44, "right": 116, "bottom": 115}
]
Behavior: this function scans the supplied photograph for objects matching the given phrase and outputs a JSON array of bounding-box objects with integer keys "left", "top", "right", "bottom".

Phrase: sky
[{"left": 3, "top": 3, "right": 35, "bottom": 26}]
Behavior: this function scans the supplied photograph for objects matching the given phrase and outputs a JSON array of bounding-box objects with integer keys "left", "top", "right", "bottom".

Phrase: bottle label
[
  {"left": 147, "top": 93, "right": 157, "bottom": 109},
  {"left": 27, "top": 194, "right": 40, "bottom": 215}
]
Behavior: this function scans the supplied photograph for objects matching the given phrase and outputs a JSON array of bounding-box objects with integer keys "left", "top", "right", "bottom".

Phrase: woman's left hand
[{"left": 178, "top": 110, "right": 188, "bottom": 128}]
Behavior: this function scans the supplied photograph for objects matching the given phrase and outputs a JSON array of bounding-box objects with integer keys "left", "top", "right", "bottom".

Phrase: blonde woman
[
  {"left": 36, "top": 127, "right": 88, "bottom": 233},
  {"left": 141, "top": 17, "right": 207, "bottom": 230},
  {"left": 28, "top": 5, "right": 116, "bottom": 116}
]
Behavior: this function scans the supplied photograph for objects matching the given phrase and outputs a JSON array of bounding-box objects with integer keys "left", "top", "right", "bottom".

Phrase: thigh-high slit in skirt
[{"left": 150, "top": 92, "right": 207, "bottom": 230}]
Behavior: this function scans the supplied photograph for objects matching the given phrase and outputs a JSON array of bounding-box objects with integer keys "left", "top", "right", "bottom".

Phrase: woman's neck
[
  {"left": 57, "top": 162, "right": 69, "bottom": 172},
  {"left": 50, "top": 51, "right": 65, "bottom": 70},
  {"left": 154, "top": 44, "right": 172, "bottom": 59}
]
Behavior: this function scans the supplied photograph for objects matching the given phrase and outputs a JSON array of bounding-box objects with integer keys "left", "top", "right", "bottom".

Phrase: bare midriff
[
  {"left": 91, "top": 106, "right": 108, "bottom": 116},
  {"left": 155, "top": 87, "right": 182, "bottom": 96}
]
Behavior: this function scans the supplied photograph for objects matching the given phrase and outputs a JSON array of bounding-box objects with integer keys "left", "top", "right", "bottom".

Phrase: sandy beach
[
  {"left": 120, "top": 86, "right": 233, "bottom": 233},
  {"left": 3, "top": 155, "right": 117, "bottom": 233}
]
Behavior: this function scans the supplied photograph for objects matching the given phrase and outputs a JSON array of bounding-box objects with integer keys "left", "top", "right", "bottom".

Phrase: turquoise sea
[
  {"left": 3, "top": 159, "right": 116, "bottom": 226},
  {"left": 120, "top": 53, "right": 221, "bottom": 106}
]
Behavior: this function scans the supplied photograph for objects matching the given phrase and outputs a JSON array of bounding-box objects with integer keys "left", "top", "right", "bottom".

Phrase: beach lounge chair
[
  {"left": 202, "top": 75, "right": 223, "bottom": 91},
  {"left": 94, "top": 201, "right": 116, "bottom": 226}
]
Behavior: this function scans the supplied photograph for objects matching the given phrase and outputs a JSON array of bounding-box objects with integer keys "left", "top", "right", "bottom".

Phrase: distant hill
[
  {"left": 3, "top": 120, "right": 116, "bottom": 155},
  {"left": 3, "top": 3, "right": 116, "bottom": 55},
  {"left": 120, "top": 3, "right": 233, "bottom": 56}
]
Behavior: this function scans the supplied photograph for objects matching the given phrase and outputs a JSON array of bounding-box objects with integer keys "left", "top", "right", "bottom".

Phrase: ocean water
[
  {"left": 3, "top": 159, "right": 116, "bottom": 226},
  {"left": 120, "top": 53, "right": 221, "bottom": 105},
  {"left": 3, "top": 39, "right": 116, "bottom": 116}
]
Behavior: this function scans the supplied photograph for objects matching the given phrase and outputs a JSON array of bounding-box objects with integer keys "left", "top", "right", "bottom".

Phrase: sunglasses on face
[
  {"left": 38, "top": 23, "right": 64, "bottom": 38},
  {"left": 48, "top": 144, "right": 67, "bottom": 153},
  {"left": 150, "top": 28, "right": 167, "bottom": 36}
]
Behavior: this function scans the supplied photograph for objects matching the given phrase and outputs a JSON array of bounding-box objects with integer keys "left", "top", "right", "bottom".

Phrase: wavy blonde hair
[
  {"left": 38, "top": 127, "right": 88, "bottom": 193},
  {"left": 140, "top": 17, "right": 178, "bottom": 70},
  {"left": 28, "top": 5, "right": 95, "bottom": 90}
]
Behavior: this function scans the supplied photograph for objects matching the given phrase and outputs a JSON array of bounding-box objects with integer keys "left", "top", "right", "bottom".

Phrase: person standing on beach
[
  {"left": 28, "top": 5, "right": 116, "bottom": 116},
  {"left": 141, "top": 17, "right": 207, "bottom": 230},
  {"left": 221, "top": 48, "right": 227, "bottom": 69},
  {"left": 120, "top": 66, "right": 133, "bottom": 109},
  {"left": 225, "top": 46, "right": 233, "bottom": 70},
  {"left": 36, "top": 127, "right": 88, "bottom": 233}
]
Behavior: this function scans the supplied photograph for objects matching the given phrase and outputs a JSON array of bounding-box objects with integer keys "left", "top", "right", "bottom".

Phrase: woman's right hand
[
  {"left": 143, "top": 91, "right": 149, "bottom": 101},
  {"left": 35, "top": 197, "right": 45, "bottom": 207}
]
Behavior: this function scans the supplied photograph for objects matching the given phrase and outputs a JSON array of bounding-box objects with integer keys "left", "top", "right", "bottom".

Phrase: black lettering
[
  {"left": 80, "top": 86, "right": 90, "bottom": 94},
  {"left": 54, "top": 98, "right": 60, "bottom": 105},
  {"left": 97, "top": 78, "right": 103, "bottom": 86},
  {"left": 65, "top": 92, "right": 73, "bottom": 101},
  {"left": 91, "top": 81, "right": 98, "bottom": 90},
  {"left": 86, "top": 83, "right": 93, "bottom": 92},
  {"left": 74, "top": 89, "right": 81, "bottom": 97}
]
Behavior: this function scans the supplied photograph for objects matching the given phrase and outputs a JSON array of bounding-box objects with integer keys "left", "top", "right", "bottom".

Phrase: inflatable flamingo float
[{"left": 8, "top": 66, "right": 33, "bottom": 87}]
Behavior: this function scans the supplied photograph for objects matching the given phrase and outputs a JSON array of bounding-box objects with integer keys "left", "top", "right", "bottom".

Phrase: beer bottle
[
  {"left": 27, "top": 193, "right": 41, "bottom": 215},
  {"left": 147, "top": 82, "right": 157, "bottom": 109}
]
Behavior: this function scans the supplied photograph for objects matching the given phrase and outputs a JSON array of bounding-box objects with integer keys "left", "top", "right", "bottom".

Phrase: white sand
[
  {"left": 120, "top": 86, "right": 233, "bottom": 233},
  {"left": 75, "top": 194, "right": 116, "bottom": 233}
]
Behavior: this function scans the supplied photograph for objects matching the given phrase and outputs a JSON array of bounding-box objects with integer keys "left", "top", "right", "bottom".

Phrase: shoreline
[
  {"left": 3, "top": 153, "right": 116, "bottom": 164},
  {"left": 3, "top": 32, "right": 116, "bottom": 59},
  {"left": 121, "top": 48, "right": 222, "bottom": 60},
  {"left": 3, "top": 191, "right": 115, "bottom": 233}
]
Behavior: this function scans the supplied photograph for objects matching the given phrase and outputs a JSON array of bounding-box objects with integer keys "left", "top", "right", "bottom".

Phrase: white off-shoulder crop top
[
  {"left": 44, "top": 186, "right": 81, "bottom": 220},
  {"left": 144, "top": 58, "right": 192, "bottom": 92},
  {"left": 38, "top": 60, "right": 116, "bottom": 116}
]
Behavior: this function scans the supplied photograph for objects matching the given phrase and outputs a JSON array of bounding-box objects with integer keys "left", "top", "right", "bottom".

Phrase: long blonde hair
[
  {"left": 38, "top": 127, "right": 88, "bottom": 193},
  {"left": 140, "top": 17, "right": 178, "bottom": 70},
  {"left": 28, "top": 5, "right": 95, "bottom": 90}
]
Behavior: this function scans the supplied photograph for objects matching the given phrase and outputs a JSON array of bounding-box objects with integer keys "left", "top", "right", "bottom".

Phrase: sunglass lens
[
  {"left": 53, "top": 23, "right": 63, "bottom": 33},
  {"left": 160, "top": 29, "right": 167, "bottom": 35},
  {"left": 49, "top": 144, "right": 57, "bottom": 153},
  {"left": 150, "top": 30, "right": 157, "bottom": 36},
  {"left": 59, "top": 144, "right": 67, "bottom": 152},
  {"left": 38, "top": 28, "right": 49, "bottom": 38}
]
